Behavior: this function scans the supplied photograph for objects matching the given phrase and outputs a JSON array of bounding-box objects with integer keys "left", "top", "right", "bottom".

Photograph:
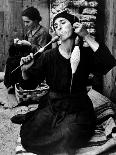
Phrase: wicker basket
[{"left": 15, "top": 82, "right": 49, "bottom": 103}]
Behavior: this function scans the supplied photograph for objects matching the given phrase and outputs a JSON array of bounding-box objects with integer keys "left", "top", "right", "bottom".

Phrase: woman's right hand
[{"left": 20, "top": 53, "right": 34, "bottom": 72}]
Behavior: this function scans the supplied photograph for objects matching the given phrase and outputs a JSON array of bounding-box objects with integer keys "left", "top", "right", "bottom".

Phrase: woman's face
[
  {"left": 22, "top": 16, "right": 34, "bottom": 30},
  {"left": 54, "top": 17, "right": 73, "bottom": 41}
]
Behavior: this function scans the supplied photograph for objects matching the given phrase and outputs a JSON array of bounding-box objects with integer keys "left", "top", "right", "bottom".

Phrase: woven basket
[{"left": 15, "top": 82, "right": 49, "bottom": 103}]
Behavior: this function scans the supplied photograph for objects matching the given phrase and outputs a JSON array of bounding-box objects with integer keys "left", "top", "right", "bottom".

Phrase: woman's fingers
[
  {"left": 21, "top": 40, "right": 31, "bottom": 45},
  {"left": 73, "top": 22, "right": 83, "bottom": 33},
  {"left": 14, "top": 39, "right": 31, "bottom": 45},
  {"left": 21, "top": 53, "right": 33, "bottom": 64},
  {"left": 73, "top": 22, "right": 88, "bottom": 38},
  {"left": 20, "top": 53, "right": 34, "bottom": 71}
]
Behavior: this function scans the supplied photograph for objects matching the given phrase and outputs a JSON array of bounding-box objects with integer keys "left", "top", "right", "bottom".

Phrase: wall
[{"left": 103, "top": 0, "right": 116, "bottom": 99}]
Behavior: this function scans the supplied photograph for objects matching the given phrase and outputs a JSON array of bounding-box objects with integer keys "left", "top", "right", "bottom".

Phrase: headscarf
[{"left": 53, "top": 10, "right": 79, "bottom": 30}]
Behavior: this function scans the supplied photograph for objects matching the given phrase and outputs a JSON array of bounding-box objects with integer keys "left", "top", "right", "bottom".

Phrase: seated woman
[
  {"left": 14, "top": 11, "right": 116, "bottom": 155},
  {"left": 21, "top": 6, "right": 52, "bottom": 53}
]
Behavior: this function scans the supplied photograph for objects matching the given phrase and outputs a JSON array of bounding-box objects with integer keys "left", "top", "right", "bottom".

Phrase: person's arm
[
  {"left": 20, "top": 51, "right": 46, "bottom": 89},
  {"left": 73, "top": 23, "right": 116, "bottom": 75},
  {"left": 73, "top": 23, "right": 99, "bottom": 52},
  {"left": 19, "top": 53, "right": 40, "bottom": 90},
  {"left": 84, "top": 34, "right": 99, "bottom": 52},
  {"left": 20, "top": 53, "right": 34, "bottom": 80},
  {"left": 92, "top": 43, "right": 116, "bottom": 75}
]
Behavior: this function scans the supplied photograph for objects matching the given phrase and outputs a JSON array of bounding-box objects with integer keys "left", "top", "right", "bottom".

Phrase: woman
[
  {"left": 21, "top": 6, "right": 51, "bottom": 53},
  {"left": 19, "top": 11, "right": 116, "bottom": 155},
  {"left": 4, "top": 7, "right": 51, "bottom": 94}
]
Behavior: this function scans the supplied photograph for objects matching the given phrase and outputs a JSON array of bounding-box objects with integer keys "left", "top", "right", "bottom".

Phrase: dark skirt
[{"left": 20, "top": 93, "right": 96, "bottom": 155}]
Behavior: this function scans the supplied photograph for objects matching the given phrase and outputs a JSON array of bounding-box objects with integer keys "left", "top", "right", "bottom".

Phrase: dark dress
[
  {"left": 20, "top": 43, "right": 116, "bottom": 155},
  {"left": 4, "top": 44, "right": 32, "bottom": 89}
]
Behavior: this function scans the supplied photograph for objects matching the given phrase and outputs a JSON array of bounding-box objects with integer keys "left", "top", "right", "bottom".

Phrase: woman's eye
[
  {"left": 24, "top": 21, "right": 30, "bottom": 23},
  {"left": 61, "top": 21, "right": 65, "bottom": 25},
  {"left": 54, "top": 20, "right": 66, "bottom": 30}
]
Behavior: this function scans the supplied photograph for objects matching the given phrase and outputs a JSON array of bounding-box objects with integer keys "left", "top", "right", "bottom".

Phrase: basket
[{"left": 15, "top": 82, "right": 49, "bottom": 103}]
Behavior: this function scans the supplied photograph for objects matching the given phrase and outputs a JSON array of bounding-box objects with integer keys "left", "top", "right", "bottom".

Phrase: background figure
[
  {"left": 22, "top": 6, "right": 52, "bottom": 53},
  {"left": 12, "top": 11, "right": 116, "bottom": 155},
  {"left": 4, "top": 6, "right": 52, "bottom": 93}
]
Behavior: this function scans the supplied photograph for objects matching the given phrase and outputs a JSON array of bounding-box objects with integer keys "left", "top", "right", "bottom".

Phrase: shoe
[{"left": 11, "top": 114, "right": 26, "bottom": 124}]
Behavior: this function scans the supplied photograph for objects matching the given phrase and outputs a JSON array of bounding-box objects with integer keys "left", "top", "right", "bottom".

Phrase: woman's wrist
[
  {"left": 22, "top": 71, "right": 29, "bottom": 80},
  {"left": 84, "top": 34, "right": 99, "bottom": 52}
]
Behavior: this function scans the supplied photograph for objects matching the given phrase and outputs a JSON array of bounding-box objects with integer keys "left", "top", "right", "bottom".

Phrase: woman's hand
[
  {"left": 73, "top": 22, "right": 88, "bottom": 38},
  {"left": 20, "top": 40, "right": 31, "bottom": 45},
  {"left": 14, "top": 38, "right": 31, "bottom": 45},
  {"left": 20, "top": 53, "right": 34, "bottom": 72}
]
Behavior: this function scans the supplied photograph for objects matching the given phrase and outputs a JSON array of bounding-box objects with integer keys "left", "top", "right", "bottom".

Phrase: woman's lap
[{"left": 20, "top": 105, "right": 96, "bottom": 154}]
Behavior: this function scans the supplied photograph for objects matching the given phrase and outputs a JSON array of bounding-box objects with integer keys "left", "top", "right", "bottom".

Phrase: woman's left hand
[
  {"left": 14, "top": 38, "right": 31, "bottom": 45},
  {"left": 20, "top": 40, "right": 31, "bottom": 45},
  {"left": 73, "top": 22, "right": 88, "bottom": 38}
]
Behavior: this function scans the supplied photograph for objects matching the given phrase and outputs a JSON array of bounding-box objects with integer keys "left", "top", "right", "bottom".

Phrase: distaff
[{"left": 11, "top": 36, "right": 59, "bottom": 74}]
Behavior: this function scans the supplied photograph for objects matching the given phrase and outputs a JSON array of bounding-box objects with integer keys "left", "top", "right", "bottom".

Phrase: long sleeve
[
  {"left": 20, "top": 52, "right": 46, "bottom": 90},
  {"left": 91, "top": 43, "right": 116, "bottom": 75}
]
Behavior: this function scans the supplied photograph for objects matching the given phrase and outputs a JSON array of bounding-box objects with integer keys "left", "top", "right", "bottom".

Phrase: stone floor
[
  {"left": 0, "top": 82, "right": 38, "bottom": 155},
  {"left": 0, "top": 108, "right": 20, "bottom": 155},
  {"left": 0, "top": 82, "right": 21, "bottom": 155}
]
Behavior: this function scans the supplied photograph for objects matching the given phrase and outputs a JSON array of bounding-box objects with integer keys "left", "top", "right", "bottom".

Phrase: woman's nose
[
  {"left": 24, "top": 22, "right": 28, "bottom": 27},
  {"left": 57, "top": 24, "right": 62, "bottom": 30},
  {"left": 25, "top": 23, "right": 28, "bottom": 27}
]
